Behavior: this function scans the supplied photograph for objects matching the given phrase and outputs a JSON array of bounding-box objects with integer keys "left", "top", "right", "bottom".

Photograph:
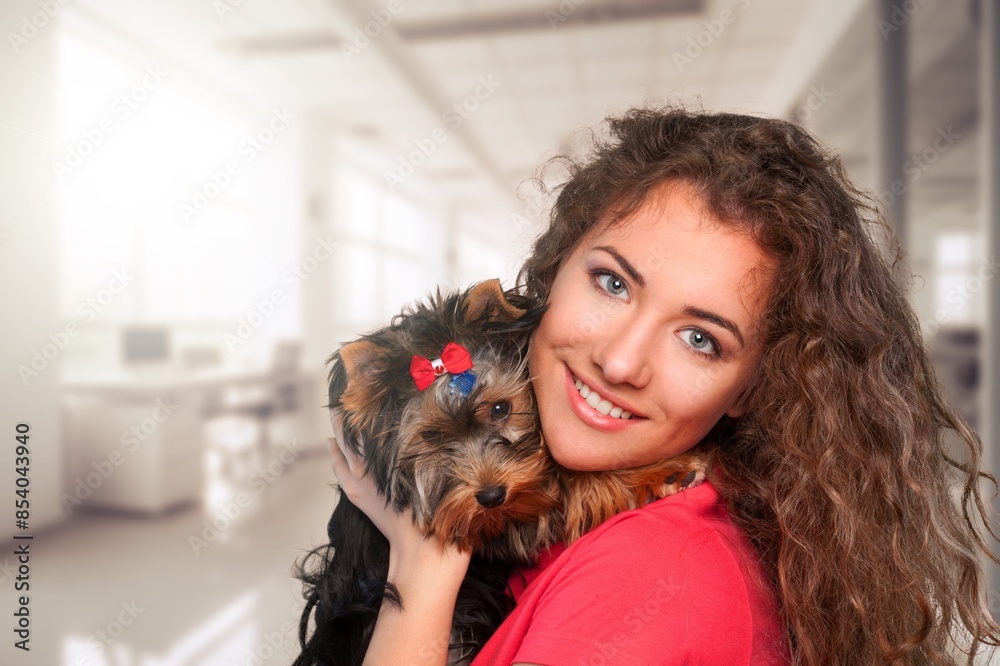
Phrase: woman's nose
[{"left": 592, "top": 317, "right": 654, "bottom": 388}]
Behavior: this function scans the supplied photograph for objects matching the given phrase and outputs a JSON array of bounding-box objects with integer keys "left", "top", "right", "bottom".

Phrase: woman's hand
[
  {"left": 328, "top": 410, "right": 472, "bottom": 665},
  {"left": 328, "top": 409, "right": 422, "bottom": 552}
]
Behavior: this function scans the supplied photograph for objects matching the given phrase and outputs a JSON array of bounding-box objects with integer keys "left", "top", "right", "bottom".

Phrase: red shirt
[{"left": 472, "top": 480, "right": 791, "bottom": 665}]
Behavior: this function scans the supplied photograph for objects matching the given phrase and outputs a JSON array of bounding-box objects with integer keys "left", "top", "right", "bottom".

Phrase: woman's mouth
[
  {"left": 572, "top": 375, "right": 633, "bottom": 419},
  {"left": 563, "top": 365, "right": 641, "bottom": 432}
]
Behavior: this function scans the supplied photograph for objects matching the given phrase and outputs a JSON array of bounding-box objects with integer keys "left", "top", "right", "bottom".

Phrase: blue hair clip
[{"left": 447, "top": 369, "right": 477, "bottom": 398}]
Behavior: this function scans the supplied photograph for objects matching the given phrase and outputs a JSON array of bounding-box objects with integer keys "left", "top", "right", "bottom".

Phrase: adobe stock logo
[
  {"left": 179, "top": 106, "right": 295, "bottom": 223},
  {"left": 877, "top": 0, "right": 928, "bottom": 40},
  {"left": 340, "top": 0, "right": 406, "bottom": 62},
  {"left": 792, "top": 85, "right": 834, "bottom": 123},
  {"left": 7, "top": 0, "right": 72, "bottom": 53},
  {"left": 52, "top": 65, "right": 168, "bottom": 182},
  {"left": 18, "top": 269, "right": 133, "bottom": 385},
  {"left": 924, "top": 255, "right": 999, "bottom": 338},
  {"left": 879, "top": 126, "right": 961, "bottom": 209},
  {"left": 224, "top": 235, "right": 338, "bottom": 350},
  {"left": 672, "top": 0, "right": 751, "bottom": 72},
  {"left": 383, "top": 74, "right": 502, "bottom": 189},
  {"left": 61, "top": 397, "right": 178, "bottom": 515}
]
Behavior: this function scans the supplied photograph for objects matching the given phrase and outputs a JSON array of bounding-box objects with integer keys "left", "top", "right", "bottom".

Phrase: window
[
  {"left": 57, "top": 23, "right": 299, "bottom": 353},
  {"left": 933, "top": 232, "right": 986, "bottom": 329},
  {"left": 331, "top": 162, "right": 448, "bottom": 331}
]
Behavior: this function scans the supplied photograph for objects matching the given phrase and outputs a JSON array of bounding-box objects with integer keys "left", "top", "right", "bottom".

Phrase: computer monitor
[{"left": 121, "top": 326, "right": 170, "bottom": 365}]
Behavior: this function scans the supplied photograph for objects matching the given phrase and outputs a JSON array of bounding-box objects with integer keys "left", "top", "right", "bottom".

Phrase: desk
[
  {"left": 63, "top": 363, "right": 274, "bottom": 394},
  {"left": 62, "top": 364, "right": 273, "bottom": 514}
]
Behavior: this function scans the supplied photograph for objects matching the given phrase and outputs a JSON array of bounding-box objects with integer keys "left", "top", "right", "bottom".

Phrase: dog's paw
[{"left": 657, "top": 463, "right": 706, "bottom": 497}]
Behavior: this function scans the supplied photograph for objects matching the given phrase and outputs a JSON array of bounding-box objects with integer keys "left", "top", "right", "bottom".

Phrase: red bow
[{"left": 409, "top": 342, "right": 473, "bottom": 391}]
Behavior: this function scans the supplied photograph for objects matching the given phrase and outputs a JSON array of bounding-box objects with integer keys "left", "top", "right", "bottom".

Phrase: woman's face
[{"left": 528, "top": 182, "right": 774, "bottom": 471}]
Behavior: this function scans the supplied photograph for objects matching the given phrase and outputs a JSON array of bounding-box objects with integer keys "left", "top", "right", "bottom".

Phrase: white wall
[{"left": 0, "top": 0, "right": 65, "bottom": 532}]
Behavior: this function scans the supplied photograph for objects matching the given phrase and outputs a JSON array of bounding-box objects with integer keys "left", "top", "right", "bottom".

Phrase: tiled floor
[{"left": 4, "top": 446, "right": 336, "bottom": 666}]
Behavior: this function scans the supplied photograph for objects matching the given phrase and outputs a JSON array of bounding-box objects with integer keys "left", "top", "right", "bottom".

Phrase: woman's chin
[{"left": 545, "top": 438, "right": 627, "bottom": 472}]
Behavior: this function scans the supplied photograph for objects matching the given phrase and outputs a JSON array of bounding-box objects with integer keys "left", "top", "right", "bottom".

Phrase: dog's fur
[{"left": 292, "top": 280, "right": 708, "bottom": 665}]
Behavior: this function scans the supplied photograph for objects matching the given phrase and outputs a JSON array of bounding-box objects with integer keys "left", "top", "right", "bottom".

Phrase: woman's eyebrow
[
  {"left": 593, "top": 245, "right": 646, "bottom": 288},
  {"left": 683, "top": 306, "right": 746, "bottom": 349},
  {"left": 593, "top": 244, "right": 746, "bottom": 349}
]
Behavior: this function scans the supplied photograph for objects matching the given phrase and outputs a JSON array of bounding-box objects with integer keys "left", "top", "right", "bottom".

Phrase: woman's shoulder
[
  {"left": 536, "top": 482, "right": 758, "bottom": 606},
  {"left": 572, "top": 479, "right": 740, "bottom": 558},
  {"left": 484, "top": 480, "right": 791, "bottom": 665}
]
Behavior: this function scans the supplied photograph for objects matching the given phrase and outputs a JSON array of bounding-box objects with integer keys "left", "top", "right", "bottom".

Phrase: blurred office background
[{"left": 1, "top": 0, "right": 998, "bottom": 663}]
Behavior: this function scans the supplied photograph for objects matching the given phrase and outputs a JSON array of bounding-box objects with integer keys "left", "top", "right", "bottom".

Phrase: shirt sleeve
[{"left": 512, "top": 508, "right": 757, "bottom": 666}]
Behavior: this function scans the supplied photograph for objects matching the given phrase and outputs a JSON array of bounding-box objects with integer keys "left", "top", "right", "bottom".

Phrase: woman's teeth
[{"left": 574, "top": 377, "right": 632, "bottom": 419}]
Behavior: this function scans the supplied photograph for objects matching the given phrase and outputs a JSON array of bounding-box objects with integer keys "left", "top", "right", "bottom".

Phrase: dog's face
[{"left": 328, "top": 280, "right": 560, "bottom": 554}]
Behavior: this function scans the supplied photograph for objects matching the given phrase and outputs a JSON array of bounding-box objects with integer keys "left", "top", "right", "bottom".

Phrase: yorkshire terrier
[{"left": 292, "top": 279, "right": 708, "bottom": 666}]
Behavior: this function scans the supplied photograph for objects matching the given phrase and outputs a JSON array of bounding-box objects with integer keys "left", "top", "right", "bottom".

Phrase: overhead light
[
  {"left": 394, "top": 0, "right": 704, "bottom": 41},
  {"left": 348, "top": 125, "right": 381, "bottom": 139},
  {"left": 218, "top": 32, "right": 343, "bottom": 55}
]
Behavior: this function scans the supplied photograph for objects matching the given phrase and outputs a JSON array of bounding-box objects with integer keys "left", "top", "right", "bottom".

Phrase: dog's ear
[
  {"left": 338, "top": 340, "right": 388, "bottom": 433},
  {"left": 464, "top": 278, "right": 526, "bottom": 324},
  {"left": 340, "top": 339, "right": 380, "bottom": 380}
]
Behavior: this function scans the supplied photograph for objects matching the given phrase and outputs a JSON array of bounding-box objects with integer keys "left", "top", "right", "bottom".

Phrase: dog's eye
[
  {"left": 489, "top": 401, "right": 512, "bottom": 422},
  {"left": 421, "top": 429, "right": 443, "bottom": 443}
]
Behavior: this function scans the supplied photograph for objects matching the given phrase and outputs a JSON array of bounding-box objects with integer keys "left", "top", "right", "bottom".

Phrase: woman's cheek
[
  {"left": 545, "top": 301, "right": 591, "bottom": 348},
  {"left": 571, "top": 296, "right": 620, "bottom": 343},
  {"left": 676, "top": 360, "right": 726, "bottom": 407}
]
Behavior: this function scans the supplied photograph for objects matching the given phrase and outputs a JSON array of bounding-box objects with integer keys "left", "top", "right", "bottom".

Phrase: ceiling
[
  {"left": 63, "top": 0, "right": 978, "bottom": 226},
  {"left": 67, "top": 0, "right": 822, "bottom": 207}
]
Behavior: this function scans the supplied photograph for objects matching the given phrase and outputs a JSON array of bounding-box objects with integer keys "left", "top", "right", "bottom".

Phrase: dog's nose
[{"left": 475, "top": 485, "right": 507, "bottom": 508}]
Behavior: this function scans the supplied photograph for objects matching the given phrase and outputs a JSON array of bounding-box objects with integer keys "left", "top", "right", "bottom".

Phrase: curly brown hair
[{"left": 514, "top": 107, "right": 1000, "bottom": 664}]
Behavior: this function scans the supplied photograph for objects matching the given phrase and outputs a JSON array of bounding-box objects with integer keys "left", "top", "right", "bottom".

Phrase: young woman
[{"left": 330, "top": 108, "right": 1000, "bottom": 664}]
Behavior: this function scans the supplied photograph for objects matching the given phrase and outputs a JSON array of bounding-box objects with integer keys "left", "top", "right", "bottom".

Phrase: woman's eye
[
  {"left": 595, "top": 271, "right": 629, "bottom": 299},
  {"left": 679, "top": 329, "right": 720, "bottom": 357},
  {"left": 489, "top": 401, "right": 512, "bottom": 421}
]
